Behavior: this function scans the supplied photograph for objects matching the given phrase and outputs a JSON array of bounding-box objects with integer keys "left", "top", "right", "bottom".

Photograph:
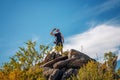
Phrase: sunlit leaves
[
  {"left": 69, "top": 52, "right": 119, "bottom": 80},
  {"left": 0, "top": 40, "right": 51, "bottom": 80}
]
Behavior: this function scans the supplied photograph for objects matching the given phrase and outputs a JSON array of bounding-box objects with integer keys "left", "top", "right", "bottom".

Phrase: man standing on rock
[{"left": 50, "top": 28, "right": 64, "bottom": 54}]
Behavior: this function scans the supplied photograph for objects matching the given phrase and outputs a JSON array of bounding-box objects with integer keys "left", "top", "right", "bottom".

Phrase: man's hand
[
  {"left": 50, "top": 28, "right": 56, "bottom": 36},
  {"left": 52, "top": 28, "right": 56, "bottom": 31}
]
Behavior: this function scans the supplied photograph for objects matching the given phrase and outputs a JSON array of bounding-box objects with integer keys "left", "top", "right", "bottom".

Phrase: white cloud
[
  {"left": 94, "top": 0, "right": 120, "bottom": 14},
  {"left": 64, "top": 24, "right": 120, "bottom": 60}
]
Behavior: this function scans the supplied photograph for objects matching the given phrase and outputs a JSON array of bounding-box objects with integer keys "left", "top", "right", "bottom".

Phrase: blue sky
[{"left": 0, "top": 0, "right": 120, "bottom": 66}]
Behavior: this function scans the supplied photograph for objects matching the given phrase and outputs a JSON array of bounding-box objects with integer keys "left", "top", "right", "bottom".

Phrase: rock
[
  {"left": 42, "top": 56, "right": 68, "bottom": 67},
  {"left": 49, "top": 69, "right": 62, "bottom": 80},
  {"left": 67, "top": 59, "right": 88, "bottom": 69},
  {"left": 61, "top": 68, "right": 78, "bottom": 80},
  {"left": 60, "top": 68, "right": 67, "bottom": 73},
  {"left": 44, "top": 52, "right": 61, "bottom": 63},
  {"left": 53, "top": 58, "right": 76, "bottom": 69},
  {"left": 53, "top": 60, "right": 68, "bottom": 69},
  {"left": 41, "top": 49, "right": 96, "bottom": 80},
  {"left": 114, "top": 74, "right": 120, "bottom": 79},
  {"left": 68, "top": 49, "right": 91, "bottom": 61},
  {"left": 43, "top": 67, "right": 54, "bottom": 77},
  {"left": 55, "top": 53, "right": 62, "bottom": 58}
]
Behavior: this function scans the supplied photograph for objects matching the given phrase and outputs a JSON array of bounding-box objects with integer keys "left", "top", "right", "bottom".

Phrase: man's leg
[
  {"left": 55, "top": 45, "right": 59, "bottom": 54},
  {"left": 59, "top": 43, "right": 63, "bottom": 54},
  {"left": 55, "top": 42, "right": 63, "bottom": 54}
]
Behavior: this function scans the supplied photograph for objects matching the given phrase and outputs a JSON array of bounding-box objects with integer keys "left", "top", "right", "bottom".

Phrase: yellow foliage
[
  {"left": 62, "top": 50, "right": 69, "bottom": 56},
  {"left": 70, "top": 61, "right": 114, "bottom": 80},
  {"left": 0, "top": 71, "right": 9, "bottom": 80},
  {"left": 1, "top": 41, "right": 120, "bottom": 80},
  {"left": 9, "top": 69, "right": 22, "bottom": 80},
  {"left": 26, "top": 65, "right": 46, "bottom": 80},
  {"left": 69, "top": 52, "right": 120, "bottom": 80},
  {"left": 0, "top": 41, "right": 50, "bottom": 80},
  {"left": 0, "top": 67, "right": 46, "bottom": 80},
  {"left": 0, "top": 71, "right": 4, "bottom": 80}
]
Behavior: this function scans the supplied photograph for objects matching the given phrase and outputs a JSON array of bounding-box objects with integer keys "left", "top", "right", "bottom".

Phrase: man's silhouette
[{"left": 50, "top": 28, "right": 64, "bottom": 54}]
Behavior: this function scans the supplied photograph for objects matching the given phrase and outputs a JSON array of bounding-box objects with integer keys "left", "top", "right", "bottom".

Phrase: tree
[{"left": 0, "top": 40, "right": 51, "bottom": 80}]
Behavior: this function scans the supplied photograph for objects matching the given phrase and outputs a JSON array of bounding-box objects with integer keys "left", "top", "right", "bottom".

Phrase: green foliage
[
  {"left": 104, "top": 52, "right": 116, "bottom": 60},
  {"left": 116, "top": 68, "right": 120, "bottom": 76},
  {"left": 40, "top": 44, "right": 53, "bottom": 61},
  {"left": 0, "top": 40, "right": 51, "bottom": 80},
  {"left": 104, "top": 52, "right": 118, "bottom": 72},
  {"left": 25, "top": 65, "right": 46, "bottom": 80},
  {"left": 1, "top": 41, "right": 120, "bottom": 80},
  {"left": 62, "top": 50, "right": 69, "bottom": 56},
  {"left": 69, "top": 52, "right": 119, "bottom": 80}
]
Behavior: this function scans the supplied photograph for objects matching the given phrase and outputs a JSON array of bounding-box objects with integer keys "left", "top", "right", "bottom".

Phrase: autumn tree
[{"left": 0, "top": 40, "right": 51, "bottom": 80}]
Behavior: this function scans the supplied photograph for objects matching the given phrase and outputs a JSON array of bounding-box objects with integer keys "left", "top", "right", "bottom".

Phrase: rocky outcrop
[
  {"left": 44, "top": 52, "right": 61, "bottom": 63},
  {"left": 53, "top": 58, "right": 76, "bottom": 69},
  {"left": 43, "top": 67, "right": 54, "bottom": 77},
  {"left": 41, "top": 49, "right": 95, "bottom": 80},
  {"left": 48, "top": 69, "right": 63, "bottom": 80},
  {"left": 42, "top": 56, "right": 68, "bottom": 68},
  {"left": 61, "top": 68, "right": 78, "bottom": 80},
  {"left": 68, "top": 49, "right": 91, "bottom": 60}
]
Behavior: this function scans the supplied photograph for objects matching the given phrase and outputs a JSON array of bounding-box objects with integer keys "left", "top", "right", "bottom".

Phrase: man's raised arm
[{"left": 50, "top": 28, "right": 56, "bottom": 36}]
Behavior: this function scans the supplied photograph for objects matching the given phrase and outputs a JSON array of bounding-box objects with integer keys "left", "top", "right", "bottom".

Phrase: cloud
[
  {"left": 69, "top": 0, "right": 120, "bottom": 26},
  {"left": 64, "top": 24, "right": 120, "bottom": 60},
  {"left": 94, "top": 0, "right": 120, "bottom": 14}
]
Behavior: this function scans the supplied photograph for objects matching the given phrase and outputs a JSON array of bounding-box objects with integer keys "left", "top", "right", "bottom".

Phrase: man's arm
[{"left": 50, "top": 28, "right": 56, "bottom": 36}]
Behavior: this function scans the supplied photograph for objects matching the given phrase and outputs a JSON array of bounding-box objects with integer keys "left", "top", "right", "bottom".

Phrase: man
[{"left": 50, "top": 28, "right": 64, "bottom": 54}]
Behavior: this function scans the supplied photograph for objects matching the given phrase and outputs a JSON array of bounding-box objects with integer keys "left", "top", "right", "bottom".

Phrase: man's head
[{"left": 56, "top": 29, "right": 60, "bottom": 32}]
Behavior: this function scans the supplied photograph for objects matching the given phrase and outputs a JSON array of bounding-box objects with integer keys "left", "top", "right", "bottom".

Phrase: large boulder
[
  {"left": 68, "top": 49, "right": 91, "bottom": 60},
  {"left": 44, "top": 52, "right": 61, "bottom": 63},
  {"left": 42, "top": 56, "right": 68, "bottom": 67},
  {"left": 43, "top": 67, "right": 54, "bottom": 77},
  {"left": 53, "top": 58, "right": 76, "bottom": 69},
  {"left": 61, "top": 68, "right": 78, "bottom": 80},
  {"left": 67, "top": 49, "right": 96, "bottom": 68},
  {"left": 49, "top": 69, "right": 62, "bottom": 80},
  {"left": 67, "top": 59, "right": 88, "bottom": 69}
]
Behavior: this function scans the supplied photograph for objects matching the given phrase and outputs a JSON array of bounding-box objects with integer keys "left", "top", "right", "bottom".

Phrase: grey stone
[
  {"left": 42, "top": 56, "right": 68, "bottom": 67},
  {"left": 49, "top": 69, "right": 62, "bottom": 80},
  {"left": 43, "top": 67, "right": 54, "bottom": 77},
  {"left": 53, "top": 58, "right": 76, "bottom": 69},
  {"left": 68, "top": 49, "right": 91, "bottom": 61},
  {"left": 67, "top": 59, "right": 88, "bottom": 69},
  {"left": 41, "top": 49, "right": 96, "bottom": 80},
  {"left": 44, "top": 52, "right": 61, "bottom": 63},
  {"left": 61, "top": 68, "right": 78, "bottom": 80}
]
